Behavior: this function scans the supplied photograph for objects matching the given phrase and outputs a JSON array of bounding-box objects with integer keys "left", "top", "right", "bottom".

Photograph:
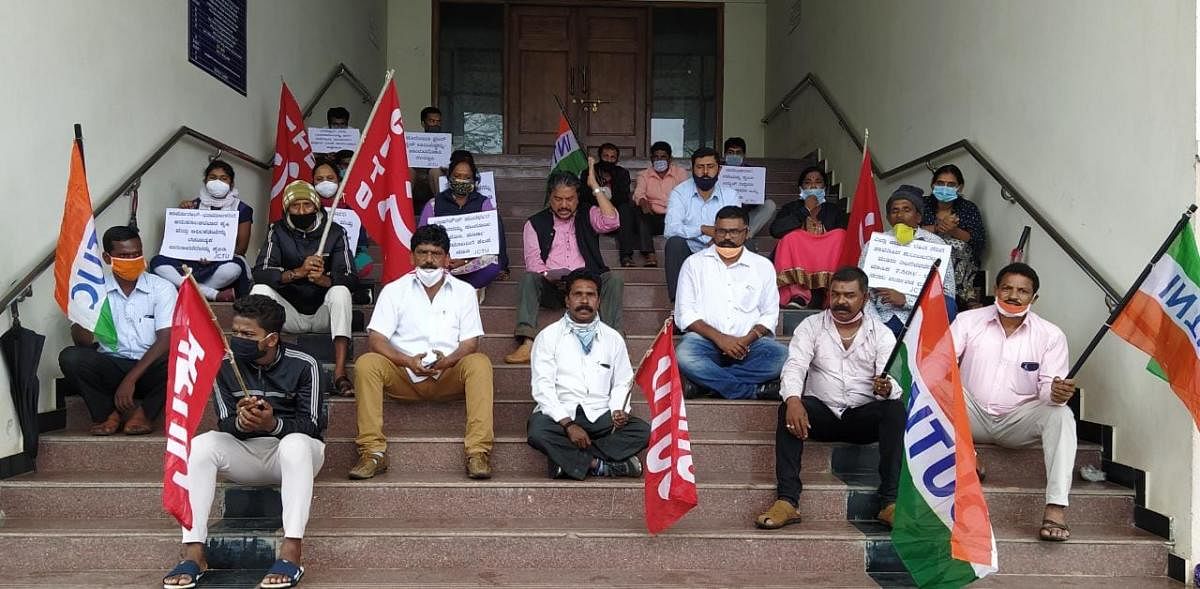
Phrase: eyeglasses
[{"left": 714, "top": 227, "right": 747, "bottom": 237}]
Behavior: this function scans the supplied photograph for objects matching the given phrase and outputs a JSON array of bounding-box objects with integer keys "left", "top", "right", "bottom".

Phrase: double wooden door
[{"left": 506, "top": 5, "right": 647, "bottom": 156}]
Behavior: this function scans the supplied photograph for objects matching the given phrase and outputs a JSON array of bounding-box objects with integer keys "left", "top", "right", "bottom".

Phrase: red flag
[
  {"left": 163, "top": 278, "right": 226, "bottom": 530},
  {"left": 635, "top": 319, "right": 698, "bottom": 534},
  {"left": 269, "top": 83, "right": 315, "bottom": 223},
  {"left": 341, "top": 79, "right": 416, "bottom": 282},
  {"left": 841, "top": 146, "right": 883, "bottom": 266}
]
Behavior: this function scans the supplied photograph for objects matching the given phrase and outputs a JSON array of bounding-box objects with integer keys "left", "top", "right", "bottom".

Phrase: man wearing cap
[
  {"left": 859, "top": 185, "right": 956, "bottom": 335},
  {"left": 252, "top": 180, "right": 359, "bottom": 396}
]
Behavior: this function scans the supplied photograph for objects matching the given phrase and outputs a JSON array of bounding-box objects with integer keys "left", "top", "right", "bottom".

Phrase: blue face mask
[
  {"left": 932, "top": 185, "right": 959, "bottom": 202},
  {"left": 801, "top": 188, "right": 826, "bottom": 204},
  {"left": 725, "top": 154, "right": 744, "bottom": 167}
]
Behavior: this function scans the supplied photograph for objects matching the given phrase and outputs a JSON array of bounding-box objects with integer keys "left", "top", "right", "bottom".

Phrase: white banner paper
[
  {"left": 861, "top": 232, "right": 953, "bottom": 297},
  {"left": 438, "top": 170, "right": 497, "bottom": 206},
  {"left": 160, "top": 208, "right": 240, "bottom": 261},
  {"left": 427, "top": 210, "right": 501, "bottom": 259},
  {"left": 326, "top": 208, "right": 362, "bottom": 253},
  {"left": 308, "top": 127, "right": 361, "bottom": 153},
  {"left": 718, "top": 166, "right": 767, "bottom": 205},
  {"left": 405, "top": 132, "right": 453, "bottom": 169}
]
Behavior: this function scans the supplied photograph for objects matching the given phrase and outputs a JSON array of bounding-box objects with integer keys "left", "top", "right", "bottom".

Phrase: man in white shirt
[
  {"left": 755, "top": 267, "right": 904, "bottom": 531},
  {"left": 349, "top": 224, "right": 495, "bottom": 480},
  {"left": 527, "top": 269, "right": 650, "bottom": 479},
  {"left": 663, "top": 147, "right": 742, "bottom": 302},
  {"left": 674, "top": 206, "right": 787, "bottom": 400}
]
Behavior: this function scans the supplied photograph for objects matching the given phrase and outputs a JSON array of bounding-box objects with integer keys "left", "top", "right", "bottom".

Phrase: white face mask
[
  {"left": 205, "top": 179, "right": 231, "bottom": 199},
  {"left": 652, "top": 160, "right": 669, "bottom": 173},
  {"left": 315, "top": 180, "right": 338, "bottom": 199},
  {"left": 415, "top": 267, "right": 445, "bottom": 288}
]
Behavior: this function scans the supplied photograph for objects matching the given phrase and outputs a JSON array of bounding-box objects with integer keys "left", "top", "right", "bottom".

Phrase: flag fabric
[
  {"left": 163, "top": 277, "right": 226, "bottom": 530},
  {"left": 635, "top": 319, "right": 698, "bottom": 534},
  {"left": 341, "top": 80, "right": 416, "bottom": 283},
  {"left": 1111, "top": 223, "right": 1200, "bottom": 430},
  {"left": 890, "top": 272, "right": 997, "bottom": 588},
  {"left": 53, "top": 139, "right": 117, "bottom": 351},
  {"left": 269, "top": 82, "right": 316, "bottom": 223},
  {"left": 550, "top": 113, "right": 588, "bottom": 178},
  {"left": 841, "top": 146, "right": 884, "bottom": 267}
]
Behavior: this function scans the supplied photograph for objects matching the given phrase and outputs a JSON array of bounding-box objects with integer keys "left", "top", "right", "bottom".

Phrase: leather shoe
[
  {"left": 348, "top": 451, "right": 388, "bottom": 480},
  {"left": 466, "top": 452, "right": 492, "bottom": 479},
  {"left": 877, "top": 503, "right": 896, "bottom": 528},
  {"left": 504, "top": 341, "right": 532, "bottom": 364}
]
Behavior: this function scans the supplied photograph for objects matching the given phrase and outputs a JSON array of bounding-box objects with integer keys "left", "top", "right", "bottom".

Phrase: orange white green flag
[{"left": 550, "top": 113, "right": 587, "bottom": 178}]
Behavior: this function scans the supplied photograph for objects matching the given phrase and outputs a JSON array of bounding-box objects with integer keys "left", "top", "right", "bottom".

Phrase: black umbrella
[{"left": 1, "top": 313, "right": 45, "bottom": 459}]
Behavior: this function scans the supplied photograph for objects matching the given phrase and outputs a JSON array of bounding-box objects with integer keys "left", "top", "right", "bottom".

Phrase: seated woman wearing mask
[
  {"left": 313, "top": 160, "right": 374, "bottom": 275},
  {"left": 919, "top": 164, "right": 986, "bottom": 308},
  {"left": 150, "top": 159, "right": 253, "bottom": 301},
  {"left": 418, "top": 150, "right": 509, "bottom": 301},
  {"left": 770, "top": 166, "right": 848, "bottom": 308}
]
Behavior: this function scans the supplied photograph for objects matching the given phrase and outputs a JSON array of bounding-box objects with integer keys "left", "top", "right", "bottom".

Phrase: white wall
[
  {"left": 765, "top": 0, "right": 1199, "bottom": 566},
  {"left": 0, "top": 0, "right": 386, "bottom": 458}
]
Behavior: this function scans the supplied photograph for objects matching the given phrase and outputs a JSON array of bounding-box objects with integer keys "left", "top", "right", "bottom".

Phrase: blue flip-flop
[
  {"left": 259, "top": 558, "right": 305, "bottom": 589},
  {"left": 162, "top": 559, "right": 205, "bottom": 589}
]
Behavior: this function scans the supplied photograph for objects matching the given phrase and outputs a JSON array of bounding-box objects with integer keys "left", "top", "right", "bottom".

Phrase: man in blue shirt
[
  {"left": 58, "top": 226, "right": 177, "bottom": 435},
  {"left": 663, "top": 147, "right": 741, "bottom": 302}
]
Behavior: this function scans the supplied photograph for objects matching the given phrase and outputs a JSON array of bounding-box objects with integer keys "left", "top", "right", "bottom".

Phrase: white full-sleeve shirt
[
  {"left": 530, "top": 315, "right": 634, "bottom": 423},
  {"left": 674, "top": 245, "right": 779, "bottom": 336},
  {"left": 781, "top": 310, "right": 901, "bottom": 417},
  {"left": 367, "top": 272, "right": 484, "bottom": 381}
]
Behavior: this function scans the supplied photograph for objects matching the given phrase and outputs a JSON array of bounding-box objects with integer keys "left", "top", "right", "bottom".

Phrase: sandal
[
  {"left": 90, "top": 413, "right": 122, "bottom": 436},
  {"left": 123, "top": 411, "right": 153, "bottom": 435},
  {"left": 1038, "top": 519, "right": 1071, "bottom": 542},
  {"left": 333, "top": 375, "right": 355, "bottom": 397},
  {"left": 259, "top": 558, "right": 305, "bottom": 588},
  {"left": 755, "top": 499, "right": 802, "bottom": 530},
  {"left": 162, "top": 559, "right": 206, "bottom": 589}
]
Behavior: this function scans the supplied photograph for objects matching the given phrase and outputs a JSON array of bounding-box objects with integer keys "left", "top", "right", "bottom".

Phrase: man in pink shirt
[
  {"left": 504, "top": 171, "right": 624, "bottom": 364},
  {"left": 631, "top": 141, "right": 689, "bottom": 268},
  {"left": 951, "top": 263, "right": 1077, "bottom": 542}
]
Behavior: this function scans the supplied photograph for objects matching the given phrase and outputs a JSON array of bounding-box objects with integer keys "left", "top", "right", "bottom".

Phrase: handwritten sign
[
  {"left": 438, "top": 170, "right": 497, "bottom": 205},
  {"left": 327, "top": 208, "right": 362, "bottom": 253},
  {"left": 719, "top": 165, "right": 767, "bottom": 205},
  {"left": 406, "top": 132, "right": 453, "bottom": 168},
  {"left": 427, "top": 210, "right": 501, "bottom": 259},
  {"left": 308, "top": 127, "right": 361, "bottom": 153},
  {"left": 160, "top": 208, "right": 239, "bottom": 261},
  {"left": 861, "top": 232, "right": 953, "bottom": 297}
]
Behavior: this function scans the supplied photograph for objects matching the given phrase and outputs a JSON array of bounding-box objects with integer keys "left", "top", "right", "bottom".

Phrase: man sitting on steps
[
  {"left": 526, "top": 269, "right": 650, "bottom": 479},
  {"left": 663, "top": 147, "right": 742, "bottom": 303},
  {"left": 350, "top": 224, "right": 496, "bottom": 480},
  {"left": 162, "top": 294, "right": 326, "bottom": 589},
  {"left": 504, "top": 169, "right": 624, "bottom": 364}
]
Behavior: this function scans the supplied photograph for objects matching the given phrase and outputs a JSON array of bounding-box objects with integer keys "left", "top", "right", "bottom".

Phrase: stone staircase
[{"left": 0, "top": 154, "right": 1176, "bottom": 587}]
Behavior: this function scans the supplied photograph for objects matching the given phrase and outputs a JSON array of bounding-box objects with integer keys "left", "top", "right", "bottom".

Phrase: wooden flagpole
[
  {"left": 612, "top": 315, "right": 674, "bottom": 433},
  {"left": 180, "top": 265, "right": 250, "bottom": 395}
]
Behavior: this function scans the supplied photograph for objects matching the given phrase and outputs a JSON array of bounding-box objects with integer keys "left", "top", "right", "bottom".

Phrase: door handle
[
  {"left": 568, "top": 66, "right": 576, "bottom": 96},
  {"left": 579, "top": 98, "right": 608, "bottom": 113},
  {"left": 581, "top": 66, "right": 590, "bottom": 95}
]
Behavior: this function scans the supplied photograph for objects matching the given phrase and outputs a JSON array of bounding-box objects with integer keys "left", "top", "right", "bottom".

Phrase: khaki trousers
[
  {"left": 353, "top": 352, "right": 494, "bottom": 456},
  {"left": 250, "top": 284, "right": 353, "bottom": 339},
  {"left": 965, "top": 391, "right": 1076, "bottom": 506}
]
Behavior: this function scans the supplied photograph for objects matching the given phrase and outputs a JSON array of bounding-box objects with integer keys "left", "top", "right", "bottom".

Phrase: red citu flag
[
  {"left": 269, "top": 82, "right": 316, "bottom": 223},
  {"left": 635, "top": 318, "right": 698, "bottom": 534},
  {"left": 163, "top": 278, "right": 226, "bottom": 530},
  {"left": 340, "top": 78, "right": 416, "bottom": 282},
  {"left": 841, "top": 146, "right": 883, "bottom": 267}
]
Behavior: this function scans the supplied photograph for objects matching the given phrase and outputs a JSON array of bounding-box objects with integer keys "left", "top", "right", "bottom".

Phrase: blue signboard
[{"left": 188, "top": 0, "right": 247, "bottom": 96}]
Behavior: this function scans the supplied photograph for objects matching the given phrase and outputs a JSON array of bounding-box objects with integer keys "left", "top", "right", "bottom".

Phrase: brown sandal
[
  {"left": 333, "top": 375, "right": 355, "bottom": 397},
  {"left": 1038, "top": 519, "right": 1071, "bottom": 542},
  {"left": 89, "top": 413, "right": 122, "bottom": 436},
  {"left": 755, "top": 499, "right": 802, "bottom": 530},
  {"left": 122, "top": 411, "right": 153, "bottom": 435}
]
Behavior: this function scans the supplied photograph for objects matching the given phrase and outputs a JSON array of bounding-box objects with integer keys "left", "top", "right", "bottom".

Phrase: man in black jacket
[
  {"left": 252, "top": 180, "right": 358, "bottom": 395},
  {"left": 162, "top": 294, "right": 327, "bottom": 589}
]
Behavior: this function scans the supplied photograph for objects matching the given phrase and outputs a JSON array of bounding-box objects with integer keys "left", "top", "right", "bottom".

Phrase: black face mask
[
  {"left": 230, "top": 336, "right": 269, "bottom": 362},
  {"left": 425, "top": 125, "right": 442, "bottom": 133},
  {"left": 289, "top": 212, "right": 318, "bottom": 230},
  {"left": 693, "top": 174, "right": 719, "bottom": 191}
]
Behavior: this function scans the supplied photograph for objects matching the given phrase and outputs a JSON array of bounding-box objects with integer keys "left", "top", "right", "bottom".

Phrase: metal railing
[
  {"left": 762, "top": 73, "right": 1121, "bottom": 303},
  {"left": 0, "top": 63, "right": 375, "bottom": 317}
]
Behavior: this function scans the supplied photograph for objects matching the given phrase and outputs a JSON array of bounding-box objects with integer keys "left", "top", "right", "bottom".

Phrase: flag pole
[
  {"left": 73, "top": 123, "right": 86, "bottom": 170},
  {"left": 1010, "top": 225, "right": 1031, "bottom": 263},
  {"left": 180, "top": 265, "right": 251, "bottom": 396},
  {"left": 613, "top": 315, "right": 673, "bottom": 432},
  {"left": 880, "top": 259, "right": 942, "bottom": 376},
  {"left": 1066, "top": 204, "right": 1198, "bottom": 379},
  {"left": 553, "top": 94, "right": 588, "bottom": 157},
  {"left": 318, "top": 69, "right": 396, "bottom": 254}
]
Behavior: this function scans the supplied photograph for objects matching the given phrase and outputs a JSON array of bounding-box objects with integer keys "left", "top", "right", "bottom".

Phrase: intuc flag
[
  {"left": 269, "top": 82, "right": 316, "bottom": 222},
  {"left": 53, "top": 138, "right": 117, "bottom": 350},
  {"left": 550, "top": 113, "right": 587, "bottom": 178},
  {"left": 163, "top": 277, "right": 225, "bottom": 530},
  {"left": 635, "top": 318, "right": 698, "bottom": 534},
  {"left": 841, "top": 146, "right": 883, "bottom": 267},
  {"left": 890, "top": 272, "right": 997, "bottom": 588}
]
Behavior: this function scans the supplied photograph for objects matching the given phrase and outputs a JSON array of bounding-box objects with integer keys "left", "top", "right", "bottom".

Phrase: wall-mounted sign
[{"left": 188, "top": 0, "right": 248, "bottom": 96}]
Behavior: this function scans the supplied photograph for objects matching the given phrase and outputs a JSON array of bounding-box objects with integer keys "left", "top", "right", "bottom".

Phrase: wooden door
[
  {"left": 507, "top": 6, "right": 575, "bottom": 155},
  {"left": 577, "top": 7, "right": 646, "bottom": 156}
]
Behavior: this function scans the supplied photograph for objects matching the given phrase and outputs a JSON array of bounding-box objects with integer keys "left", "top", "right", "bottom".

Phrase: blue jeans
[{"left": 675, "top": 332, "right": 788, "bottom": 399}]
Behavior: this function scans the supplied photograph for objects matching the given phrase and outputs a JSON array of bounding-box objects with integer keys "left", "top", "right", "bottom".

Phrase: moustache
[
  {"left": 716, "top": 240, "right": 738, "bottom": 248},
  {"left": 832, "top": 305, "right": 852, "bottom": 313},
  {"left": 573, "top": 305, "right": 594, "bottom": 313},
  {"left": 419, "top": 263, "right": 439, "bottom": 269}
]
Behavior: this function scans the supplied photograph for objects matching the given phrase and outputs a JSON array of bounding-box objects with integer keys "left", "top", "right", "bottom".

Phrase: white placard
[
  {"left": 160, "top": 208, "right": 240, "bottom": 262},
  {"left": 326, "top": 208, "right": 362, "bottom": 253},
  {"left": 438, "top": 170, "right": 497, "bottom": 206},
  {"left": 308, "top": 127, "right": 361, "bottom": 153},
  {"left": 861, "top": 232, "right": 953, "bottom": 297},
  {"left": 406, "top": 132, "right": 453, "bottom": 169},
  {"left": 651, "top": 118, "right": 685, "bottom": 157},
  {"left": 427, "top": 210, "right": 501, "bottom": 259},
  {"left": 719, "top": 165, "right": 767, "bottom": 205}
]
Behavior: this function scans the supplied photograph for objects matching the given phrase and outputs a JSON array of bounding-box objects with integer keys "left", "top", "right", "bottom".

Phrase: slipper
[
  {"left": 259, "top": 558, "right": 305, "bottom": 589},
  {"left": 162, "top": 559, "right": 205, "bottom": 589},
  {"left": 755, "top": 499, "right": 802, "bottom": 530},
  {"left": 1038, "top": 519, "right": 1071, "bottom": 542},
  {"left": 123, "top": 414, "right": 153, "bottom": 435},
  {"left": 90, "top": 414, "right": 122, "bottom": 436},
  {"left": 333, "top": 375, "right": 355, "bottom": 397}
]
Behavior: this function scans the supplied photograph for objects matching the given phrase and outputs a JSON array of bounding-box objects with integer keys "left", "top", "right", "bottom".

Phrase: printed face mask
[{"left": 652, "top": 160, "right": 669, "bottom": 173}]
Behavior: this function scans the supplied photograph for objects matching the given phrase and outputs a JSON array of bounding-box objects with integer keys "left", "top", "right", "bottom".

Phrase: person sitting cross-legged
[
  {"left": 350, "top": 224, "right": 496, "bottom": 480},
  {"left": 674, "top": 205, "right": 787, "bottom": 400},
  {"left": 162, "top": 294, "right": 327, "bottom": 589},
  {"left": 526, "top": 269, "right": 651, "bottom": 479},
  {"left": 755, "top": 267, "right": 904, "bottom": 530}
]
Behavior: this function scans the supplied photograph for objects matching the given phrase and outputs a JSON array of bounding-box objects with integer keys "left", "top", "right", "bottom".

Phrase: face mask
[
  {"left": 337, "top": 166, "right": 349, "bottom": 178},
  {"left": 415, "top": 267, "right": 445, "bottom": 288},
  {"left": 996, "top": 299, "right": 1031, "bottom": 318},
  {"left": 229, "top": 335, "right": 270, "bottom": 362},
  {"left": 694, "top": 174, "right": 719, "bottom": 192},
  {"left": 725, "top": 154, "right": 744, "bottom": 167},
  {"left": 450, "top": 179, "right": 475, "bottom": 196},
  {"left": 715, "top": 245, "right": 743, "bottom": 260},
  {"left": 932, "top": 185, "right": 959, "bottom": 202},
  {"left": 425, "top": 125, "right": 442, "bottom": 133},
  {"left": 831, "top": 310, "right": 864, "bottom": 325},
  {"left": 110, "top": 256, "right": 146, "bottom": 281},
  {"left": 289, "top": 212, "right": 318, "bottom": 230},
  {"left": 894, "top": 223, "right": 916, "bottom": 245},
  {"left": 801, "top": 188, "right": 826, "bottom": 204},
  {"left": 652, "top": 160, "right": 669, "bottom": 173},
  {"left": 315, "top": 180, "right": 338, "bottom": 199},
  {"left": 205, "top": 179, "right": 231, "bottom": 199}
]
